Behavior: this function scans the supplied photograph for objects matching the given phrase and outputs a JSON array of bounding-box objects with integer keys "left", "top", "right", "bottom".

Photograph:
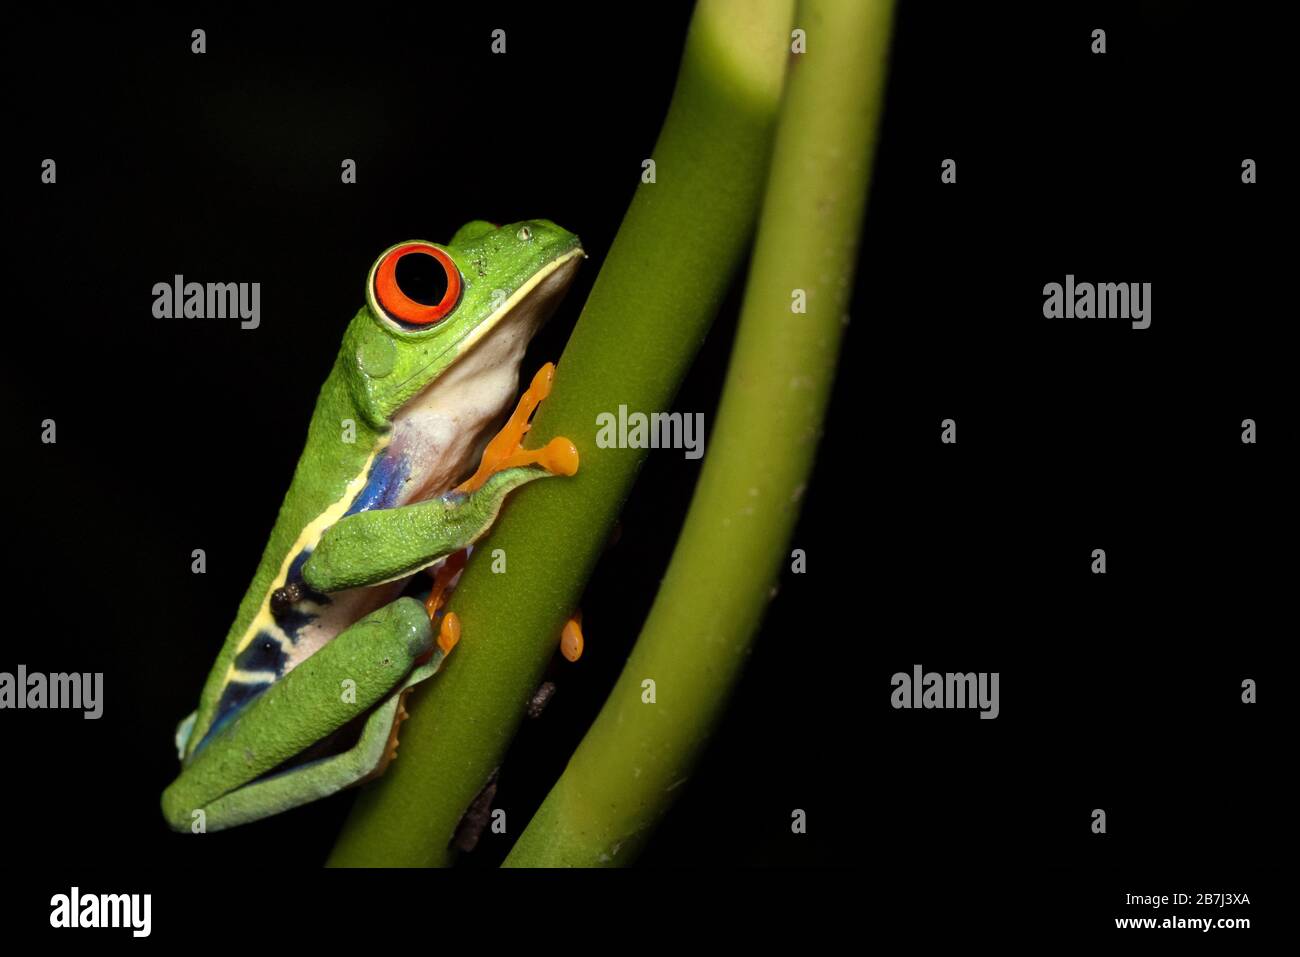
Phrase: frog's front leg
[{"left": 302, "top": 459, "right": 569, "bottom": 596}]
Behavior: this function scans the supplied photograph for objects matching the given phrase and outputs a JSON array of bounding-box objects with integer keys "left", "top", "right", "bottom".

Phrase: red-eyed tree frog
[{"left": 162, "top": 220, "right": 584, "bottom": 832}]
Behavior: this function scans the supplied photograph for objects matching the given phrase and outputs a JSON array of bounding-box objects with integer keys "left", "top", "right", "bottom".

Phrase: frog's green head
[{"left": 342, "top": 219, "right": 584, "bottom": 428}]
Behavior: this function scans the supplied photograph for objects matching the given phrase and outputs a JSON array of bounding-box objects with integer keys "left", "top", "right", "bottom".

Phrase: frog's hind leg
[
  {"left": 188, "top": 652, "right": 445, "bottom": 832},
  {"left": 162, "top": 597, "right": 444, "bottom": 833}
]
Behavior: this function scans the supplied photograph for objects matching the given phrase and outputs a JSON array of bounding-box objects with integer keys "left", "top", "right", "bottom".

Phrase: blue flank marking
[
  {"left": 344, "top": 446, "right": 410, "bottom": 516},
  {"left": 233, "top": 632, "right": 289, "bottom": 674},
  {"left": 197, "top": 680, "right": 270, "bottom": 753},
  {"left": 196, "top": 446, "right": 411, "bottom": 756},
  {"left": 273, "top": 603, "right": 316, "bottom": 639}
]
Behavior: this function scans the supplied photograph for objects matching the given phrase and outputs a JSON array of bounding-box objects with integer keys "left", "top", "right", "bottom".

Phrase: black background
[{"left": 3, "top": 1, "right": 1284, "bottom": 940}]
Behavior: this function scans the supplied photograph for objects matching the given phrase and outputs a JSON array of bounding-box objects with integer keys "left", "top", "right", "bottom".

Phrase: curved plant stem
[
  {"left": 503, "top": 0, "right": 895, "bottom": 867},
  {"left": 328, "top": 0, "right": 793, "bottom": 867}
]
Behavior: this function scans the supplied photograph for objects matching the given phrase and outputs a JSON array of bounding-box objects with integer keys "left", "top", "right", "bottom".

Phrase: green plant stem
[
  {"left": 327, "top": 0, "right": 793, "bottom": 868},
  {"left": 503, "top": 0, "right": 895, "bottom": 867}
]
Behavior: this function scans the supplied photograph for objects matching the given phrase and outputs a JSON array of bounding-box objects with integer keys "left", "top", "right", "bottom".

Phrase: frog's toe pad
[{"left": 438, "top": 612, "right": 462, "bottom": 654}]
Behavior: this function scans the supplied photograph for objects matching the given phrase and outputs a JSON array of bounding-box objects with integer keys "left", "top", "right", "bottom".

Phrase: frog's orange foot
[
  {"left": 371, "top": 688, "right": 414, "bottom": 778},
  {"left": 560, "top": 612, "right": 584, "bottom": 662},
  {"left": 438, "top": 611, "right": 462, "bottom": 655},
  {"left": 424, "top": 549, "right": 469, "bottom": 621},
  {"left": 412, "top": 552, "right": 467, "bottom": 662},
  {"left": 456, "top": 362, "right": 579, "bottom": 493}
]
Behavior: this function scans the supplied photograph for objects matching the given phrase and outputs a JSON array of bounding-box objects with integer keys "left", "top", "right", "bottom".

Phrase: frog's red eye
[{"left": 373, "top": 243, "right": 461, "bottom": 326}]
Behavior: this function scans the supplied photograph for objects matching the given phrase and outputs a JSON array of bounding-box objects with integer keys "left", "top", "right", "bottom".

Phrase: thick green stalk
[
  {"left": 504, "top": 0, "right": 894, "bottom": 867},
  {"left": 328, "top": 0, "right": 793, "bottom": 867}
]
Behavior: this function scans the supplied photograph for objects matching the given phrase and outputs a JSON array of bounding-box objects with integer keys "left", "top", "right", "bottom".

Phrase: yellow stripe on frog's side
[{"left": 221, "top": 440, "right": 389, "bottom": 683}]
